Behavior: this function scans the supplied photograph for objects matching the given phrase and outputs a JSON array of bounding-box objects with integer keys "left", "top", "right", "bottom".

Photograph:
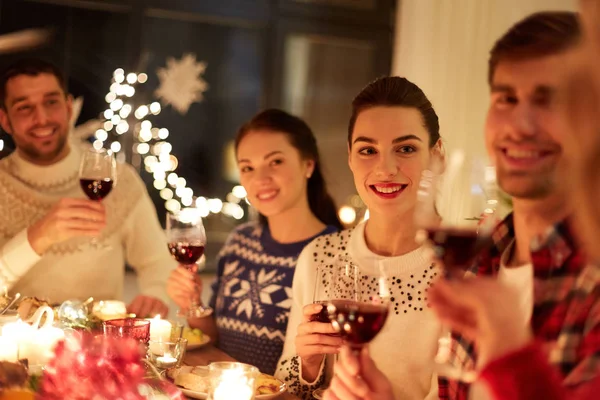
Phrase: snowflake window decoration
[{"left": 155, "top": 53, "right": 209, "bottom": 115}]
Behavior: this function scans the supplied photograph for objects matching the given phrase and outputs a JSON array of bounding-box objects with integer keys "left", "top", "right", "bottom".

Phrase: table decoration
[
  {"left": 103, "top": 318, "right": 151, "bottom": 344},
  {"left": 147, "top": 338, "right": 187, "bottom": 371},
  {"left": 1, "top": 305, "right": 64, "bottom": 369},
  {"left": 37, "top": 333, "right": 185, "bottom": 399}
]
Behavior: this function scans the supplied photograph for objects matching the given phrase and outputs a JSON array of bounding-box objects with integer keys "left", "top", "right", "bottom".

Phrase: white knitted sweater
[
  {"left": 275, "top": 221, "right": 441, "bottom": 400},
  {"left": 0, "top": 145, "right": 175, "bottom": 304}
]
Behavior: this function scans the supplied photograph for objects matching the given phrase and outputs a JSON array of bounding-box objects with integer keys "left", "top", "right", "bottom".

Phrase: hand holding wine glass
[
  {"left": 78, "top": 147, "right": 116, "bottom": 249},
  {"left": 166, "top": 209, "right": 212, "bottom": 318},
  {"left": 415, "top": 149, "right": 499, "bottom": 381},
  {"left": 324, "top": 346, "right": 394, "bottom": 400},
  {"left": 296, "top": 263, "right": 343, "bottom": 383},
  {"left": 326, "top": 256, "right": 390, "bottom": 352}
]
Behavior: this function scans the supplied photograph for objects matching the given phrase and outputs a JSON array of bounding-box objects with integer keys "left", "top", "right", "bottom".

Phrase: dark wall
[{"left": 0, "top": 0, "right": 395, "bottom": 238}]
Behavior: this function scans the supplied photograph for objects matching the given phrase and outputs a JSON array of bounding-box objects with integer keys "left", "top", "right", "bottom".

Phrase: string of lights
[{"left": 94, "top": 68, "right": 246, "bottom": 220}]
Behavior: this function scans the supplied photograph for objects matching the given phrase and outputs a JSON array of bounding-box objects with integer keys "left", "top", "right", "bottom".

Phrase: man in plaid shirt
[
  {"left": 438, "top": 10, "right": 600, "bottom": 400},
  {"left": 323, "top": 9, "right": 600, "bottom": 400}
]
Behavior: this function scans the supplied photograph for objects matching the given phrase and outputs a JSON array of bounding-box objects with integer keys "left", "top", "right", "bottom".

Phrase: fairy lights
[{"left": 96, "top": 67, "right": 246, "bottom": 219}]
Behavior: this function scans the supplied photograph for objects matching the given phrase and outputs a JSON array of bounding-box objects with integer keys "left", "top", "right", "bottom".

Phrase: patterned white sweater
[
  {"left": 0, "top": 145, "right": 174, "bottom": 304},
  {"left": 275, "top": 221, "right": 441, "bottom": 400}
]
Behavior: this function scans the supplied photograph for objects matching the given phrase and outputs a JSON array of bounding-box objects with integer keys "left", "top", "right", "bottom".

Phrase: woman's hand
[
  {"left": 295, "top": 303, "right": 343, "bottom": 382},
  {"left": 166, "top": 267, "right": 202, "bottom": 311}
]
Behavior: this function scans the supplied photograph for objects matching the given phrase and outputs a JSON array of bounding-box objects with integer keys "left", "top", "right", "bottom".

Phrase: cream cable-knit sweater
[
  {"left": 0, "top": 144, "right": 175, "bottom": 304},
  {"left": 275, "top": 221, "right": 441, "bottom": 400}
]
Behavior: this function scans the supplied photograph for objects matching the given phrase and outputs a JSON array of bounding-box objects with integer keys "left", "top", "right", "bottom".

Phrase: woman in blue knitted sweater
[{"left": 167, "top": 109, "right": 342, "bottom": 374}]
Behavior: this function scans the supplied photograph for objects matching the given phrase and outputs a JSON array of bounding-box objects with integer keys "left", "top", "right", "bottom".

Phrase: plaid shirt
[{"left": 439, "top": 213, "right": 600, "bottom": 399}]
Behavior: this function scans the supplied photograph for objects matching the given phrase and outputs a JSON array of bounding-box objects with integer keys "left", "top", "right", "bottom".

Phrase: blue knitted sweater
[{"left": 209, "top": 222, "right": 337, "bottom": 374}]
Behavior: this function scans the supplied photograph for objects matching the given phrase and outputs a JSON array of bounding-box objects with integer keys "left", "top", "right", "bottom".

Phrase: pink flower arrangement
[{"left": 37, "top": 334, "right": 184, "bottom": 400}]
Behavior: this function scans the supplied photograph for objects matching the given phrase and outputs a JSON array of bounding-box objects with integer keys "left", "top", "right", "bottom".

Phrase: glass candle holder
[
  {"left": 146, "top": 338, "right": 187, "bottom": 370},
  {"left": 103, "top": 318, "right": 151, "bottom": 344},
  {"left": 207, "top": 362, "right": 258, "bottom": 400}
]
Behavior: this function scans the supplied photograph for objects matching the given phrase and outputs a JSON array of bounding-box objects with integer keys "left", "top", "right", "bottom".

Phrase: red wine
[
  {"left": 168, "top": 242, "right": 205, "bottom": 266},
  {"left": 425, "top": 227, "right": 491, "bottom": 271},
  {"left": 80, "top": 178, "right": 113, "bottom": 200},
  {"left": 310, "top": 301, "right": 330, "bottom": 323},
  {"left": 327, "top": 299, "right": 388, "bottom": 348}
]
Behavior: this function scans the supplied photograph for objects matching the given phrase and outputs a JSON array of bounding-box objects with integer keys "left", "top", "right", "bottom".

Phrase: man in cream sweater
[{"left": 0, "top": 58, "right": 175, "bottom": 317}]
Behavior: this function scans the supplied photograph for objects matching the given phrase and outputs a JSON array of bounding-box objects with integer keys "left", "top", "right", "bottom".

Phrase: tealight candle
[
  {"left": 208, "top": 363, "right": 257, "bottom": 400},
  {"left": 155, "top": 354, "right": 178, "bottom": 369}
]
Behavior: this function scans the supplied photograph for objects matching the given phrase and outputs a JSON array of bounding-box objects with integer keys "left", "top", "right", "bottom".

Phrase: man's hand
[
  {"left": 324, "top": 346, "right": 394, "bottom": 400},
  {"left": 127, "top": 295, "right": 169, "bottom": 318},
  {"left": 27, "top": 198, "right": 106, "bottom": 254},
  {"left": 428, "top": 276, "right": 532, "bottom": 365}
]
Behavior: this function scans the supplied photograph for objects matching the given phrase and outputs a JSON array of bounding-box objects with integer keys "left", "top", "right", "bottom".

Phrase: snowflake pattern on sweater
[{"left": 209, "top": 222, "right": 337, "bottom": 375}]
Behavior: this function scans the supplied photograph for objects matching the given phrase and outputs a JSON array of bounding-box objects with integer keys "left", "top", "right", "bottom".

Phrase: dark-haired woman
[
  {"left": 275, "top": 76, "right": 442, "bottom": 399},
  {"left": 167, "top": 109, "right": 341, "bottom": 375}
]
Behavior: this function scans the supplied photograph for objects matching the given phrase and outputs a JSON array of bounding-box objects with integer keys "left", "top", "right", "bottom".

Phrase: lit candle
[
  {"left": 213, "top": 368, "right": 254, "bottom": 400},
  {"left": 155, "top": 354, "right": 178, "bottom": 369},
  {"left": 148, "top": 315, "right": 172, "bottom": 354},
  {"left": 1, "top": 319, "right": 34, "bottom": 360},
  {"left": 0, "top": 336, "right": 18, "bottom": 362}
]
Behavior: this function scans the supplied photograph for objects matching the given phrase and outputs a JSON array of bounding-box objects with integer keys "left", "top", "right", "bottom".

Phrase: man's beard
[
  {"left": 17, "top": 129, "right": 69, "bottom": 164},
  {"left": 497, "top": 168, "right": 554, "bottom": 200}
]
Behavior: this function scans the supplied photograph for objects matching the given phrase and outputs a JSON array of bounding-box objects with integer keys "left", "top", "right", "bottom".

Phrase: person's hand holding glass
[
  {"left": 165, "top": 209, "right": 212, "bottom": 318},
  {"left": 78, "top": 147, "right": 116, "bottom": 249},
  {"left": 310, "top": 255, "right": 391, "bottom": 399},
  {"left": 415, "top": 149, "right": 500, "bottom": 382}
]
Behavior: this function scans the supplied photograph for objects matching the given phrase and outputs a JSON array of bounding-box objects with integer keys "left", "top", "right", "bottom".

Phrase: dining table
[{"left": 183, "top": 344, "right": 300, "bottom": 400}]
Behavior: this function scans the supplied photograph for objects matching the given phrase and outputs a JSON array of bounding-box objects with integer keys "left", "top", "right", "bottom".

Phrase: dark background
[{"left": 0, "top": 0, "right": 395, "bottom": 268}]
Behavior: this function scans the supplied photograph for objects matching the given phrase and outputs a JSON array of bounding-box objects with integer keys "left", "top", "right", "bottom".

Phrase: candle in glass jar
[
  {"left": 213, "top": 368, "right": 254, "bottom": 400},
  {"left": 156, "top": 354, "right": 178, "bottom": 369}
]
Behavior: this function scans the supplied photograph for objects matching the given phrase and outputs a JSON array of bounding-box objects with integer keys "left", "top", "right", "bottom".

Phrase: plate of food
[
  {"left": 166, "top": 366, "right": 287, "bottom": 399},
  {"left": 182, "top": 327, "right": 211, "bottom": 350}
]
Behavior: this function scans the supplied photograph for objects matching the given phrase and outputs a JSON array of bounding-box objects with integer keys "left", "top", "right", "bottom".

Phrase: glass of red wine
[
  {"left": 166, "top": 209, "right": 212, "bottom": 318},
  {"left": 326, "top": 255, "right": 390, "bottom": 351},
  {"left": 312, "top": 255, "right": 390, "bottom": 399},
  {"left": 415, "top": 149, "right": 499, "bottom": 382},
  {"left": 79, "top": 147, "right": 116, "bottom": 249}
]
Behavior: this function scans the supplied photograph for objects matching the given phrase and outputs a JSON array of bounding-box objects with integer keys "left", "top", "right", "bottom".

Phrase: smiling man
[
  {"left": 438, "top": 10, "right": 600, "bottom": 400},
  {"left": 0, "top": 58, "right": 175, "bottom": 317}
]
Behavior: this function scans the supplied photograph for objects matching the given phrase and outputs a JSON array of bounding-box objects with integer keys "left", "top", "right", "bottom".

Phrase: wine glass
[
  {"left": 415, "top": 149, "right": 499, "bottom": 382},
  {"left": 79, "top": 147, "right": 116, "bottom": 249},
  {"left": 326, "top": 255, "right": 390, "bottom": 351},
  {"left": 313, "top": 255, "right": 390, "bottom": 399},
  {"left": 166, "top": 209, "right": 213, "bottom": 318}
]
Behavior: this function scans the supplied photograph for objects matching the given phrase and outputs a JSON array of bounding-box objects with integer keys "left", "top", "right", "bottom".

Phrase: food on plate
[
  {"left": 182, "top": 327, "right": 205, "bottom": 345},
  {"left": 167, "top": 366, "right": 209, "bottom": 392},
  {"left": 256, "top": 373, "right": 284, "bottom": 395},
  {"left": 167, "top": 366, "right": 284, "bottom": 396}
]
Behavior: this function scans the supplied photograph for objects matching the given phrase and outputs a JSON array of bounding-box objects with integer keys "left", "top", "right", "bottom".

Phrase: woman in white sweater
[{"left": 275, "top": 76, "right": 442, "bottom": 399}]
